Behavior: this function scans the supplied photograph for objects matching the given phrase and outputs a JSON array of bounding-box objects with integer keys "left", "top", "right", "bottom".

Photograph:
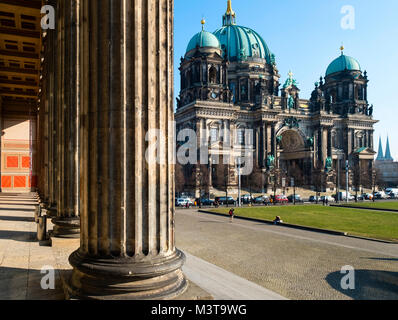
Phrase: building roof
[
  {"left": 186, "top": 30, "right": 221, "bottom": 54},
  {"left": 385, "top": 136, "right": 394, "bottom": 161},
  {"left": 212, "top": 0, "right": 274, "bottom": 64},
  {"left": 326, "top": 54, "right": 361, "bottom": 77}
]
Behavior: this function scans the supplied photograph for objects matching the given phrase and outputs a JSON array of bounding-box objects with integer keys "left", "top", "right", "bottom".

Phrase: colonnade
[{"left": 36, "top": 0, "right": 187, "bottom": 300}]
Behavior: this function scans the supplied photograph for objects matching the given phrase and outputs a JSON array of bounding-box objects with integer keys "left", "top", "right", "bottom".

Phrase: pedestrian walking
[{"left": 229, "top": 208, "right": 235, "bottom": 223}]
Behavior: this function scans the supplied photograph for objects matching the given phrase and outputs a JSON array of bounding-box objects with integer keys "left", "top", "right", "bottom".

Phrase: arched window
[
  {"left": 332, "top": 131, "right": 337, "bottom": 148},
  {"left": 209, "top": 66, "right": 217, "bottom": 84},
  {"left": 237, "top": 129, "right": 245, "bottom": 145},
  {"left": 186, "top": 70, "right": 192, "bottom": 88},
  {"left": 210, "top": 128, "right": 219, "bottom": 143}
]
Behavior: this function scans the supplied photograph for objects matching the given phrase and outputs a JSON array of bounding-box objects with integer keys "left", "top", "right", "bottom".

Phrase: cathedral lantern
[
  {"left": 177, "top": 20, "right": 230, "bottom": 108},
  {"left": 323, "top": 46, "right": 370, "bottom": 116}
]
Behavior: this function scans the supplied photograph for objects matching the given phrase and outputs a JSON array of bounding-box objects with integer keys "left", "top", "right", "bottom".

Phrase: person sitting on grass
[{"left": 273, "top": 216, "right": 283, "bottom": 224}]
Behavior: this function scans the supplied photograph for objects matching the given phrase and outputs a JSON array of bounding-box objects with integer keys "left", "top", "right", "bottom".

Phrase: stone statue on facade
[
  {"left": 325, "top": 157, "right": 332, "bottom": 172},
  {"left": 288, "top": 95, "right": 295, "bottom": 110},
  {"left": 267, "top": 155, "right": 275, "bottom": 169}
]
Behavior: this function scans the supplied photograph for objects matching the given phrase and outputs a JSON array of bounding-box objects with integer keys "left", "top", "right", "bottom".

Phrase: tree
[
  {"left": 374, "top": 167, "right": 387, "bottom": 191},
  {"left": 175, "top": 163, "right": 185, "bottom": 198},
  {"left": 244, "top": 164, "right": 265, "bottom": 194},
  {"left": 288, "top": 164, "right": 304, "bottom": 189},
  {"left": 312, "top": 163, "right": 325, "bottom": 203},
  {"left": 196, "top": 164, "right": 210, "bottom": 201},
  {"left": 215, "top": 163, "right": 230, "bottom": 205}
]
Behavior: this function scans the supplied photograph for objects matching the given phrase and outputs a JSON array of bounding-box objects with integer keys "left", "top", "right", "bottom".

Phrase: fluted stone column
[
  {"left": 67, "top": 0, "right": 187, "bottom": 300},
  {"left": 52, "top": 0, "right": 80, "bottom": 238},
  {"left": 47, "top": 22, "right": 58, "bottom": 216},
  {"left": 266, "top": 123, "right": 271, "bottom": 157}
]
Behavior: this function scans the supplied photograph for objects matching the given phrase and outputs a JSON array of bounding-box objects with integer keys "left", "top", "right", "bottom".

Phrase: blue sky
[{"left": 174, "top": 0, "right": 398, "bottom": 160}]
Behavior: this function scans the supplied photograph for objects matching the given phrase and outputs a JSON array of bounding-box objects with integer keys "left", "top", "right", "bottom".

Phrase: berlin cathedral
[{"left": 175, "top": 0, "right": 378, "bottom": 195}]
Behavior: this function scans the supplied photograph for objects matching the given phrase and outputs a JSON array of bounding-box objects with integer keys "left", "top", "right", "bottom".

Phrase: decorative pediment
[{"left": 354, "top": 147, "right": 376, "bottom": 155}]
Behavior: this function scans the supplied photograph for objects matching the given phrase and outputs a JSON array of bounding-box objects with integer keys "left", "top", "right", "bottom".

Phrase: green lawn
[
  {"left": 209, "top": 205, "right": 398, "bottom": 241},
  {"left": 339, "top": 201, "right": 398, "bottom": 211}
]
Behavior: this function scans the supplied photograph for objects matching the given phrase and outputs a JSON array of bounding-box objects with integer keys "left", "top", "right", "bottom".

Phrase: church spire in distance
[
  {"left": 376, "top": 137, "right": 385, "bottom": 161},
  {"left": 223, "top": 0, "right": 236, "bottom": 26},
  {"left": 385, "top": 136, "right": 394, "bottom": 161}
]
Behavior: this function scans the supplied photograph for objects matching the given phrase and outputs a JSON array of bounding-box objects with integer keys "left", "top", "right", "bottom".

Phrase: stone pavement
[
  {"left": 183, "top": 252, "right": 287, "bottom": 300},
  {"left": 1, "top": 194, "right": 397, "bottom": 300},
  {"left": 0, "top": 193, "right": 285, "bottom": 300},
  {"left": 0, "top": 193, "right": 64, "bottom": 300},
  {"left": 175, "top": 209, "right": 398, "bottom": 300}
]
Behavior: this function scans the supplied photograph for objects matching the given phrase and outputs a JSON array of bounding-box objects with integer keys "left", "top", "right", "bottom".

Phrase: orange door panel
[
  {"left": 6, "top": 156, "right": 19, "bottom": 168},
  {"left": 2, "top": 176, "right": 12, "bottom": 188},
  {"left": 22, "top": 156, "right": 31, "bottom": 168},
  {"left": 14, "top": 176, "right": 27, "bottom": 188}
]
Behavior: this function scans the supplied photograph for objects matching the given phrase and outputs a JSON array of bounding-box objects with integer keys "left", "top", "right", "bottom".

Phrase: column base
[
  {"left": 46, "top": 204, "right": 58, "bottom": 218},
  {"left": 51, "top": 217, "right": 80, "bottom": 239},
  {"left": 67, "top": 249, "right": 188, "bottom": 300}
]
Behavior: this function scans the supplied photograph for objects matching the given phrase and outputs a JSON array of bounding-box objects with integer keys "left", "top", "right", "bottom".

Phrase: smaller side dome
[
  {"left": 186, "top": 30, "right": 221, "bottom": 55},
  {"left": 326, "top": 54, "right": 361, "bottom": 77}
]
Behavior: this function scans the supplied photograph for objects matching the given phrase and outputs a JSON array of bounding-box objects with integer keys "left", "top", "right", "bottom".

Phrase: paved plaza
[
  {"left": 0, "top": 194, "right": 397, "bottom": 300},
  {"left": 0, "top": 194, "right": 65, "bottom": 300},
  {"left": 175, "top": 209, "right": 398, "bottom": 300}
]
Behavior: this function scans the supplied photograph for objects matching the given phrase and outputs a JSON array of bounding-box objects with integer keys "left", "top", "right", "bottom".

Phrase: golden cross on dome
[
  {"left": 288, "top": 70, "right": 294, "bottom": 80},
  {"left": 340, "top": 44, "right": 345, "bottom": 55},
  {"left": 201, "top": 18, "right": 205, "bottom": 30},
  {"left": 226, "top": 0, "right": 235, "bottom": 16}
]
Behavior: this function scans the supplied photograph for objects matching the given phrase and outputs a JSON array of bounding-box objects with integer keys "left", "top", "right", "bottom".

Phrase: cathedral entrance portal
[{"left": 278, "top": 129, "right": 312, "bottom": 186}]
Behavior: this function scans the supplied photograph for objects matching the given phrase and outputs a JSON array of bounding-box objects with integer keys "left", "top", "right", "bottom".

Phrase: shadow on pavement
[
  {"left": 0, "top": 216, "right": 35, "bottom": 223},
  {"left": 0, "top": 230, "right": 36, "bottom": 242},
  {"left": 199, "top": 221, "right": 224, "bottom": 224},
  {"left": 0, "top": 266, "right": 65, "bottom": 300},
  {"left": 326, "top": 269, "right": 398, "bottom": 300},
  {"left": 364, "top": 257, "right": 398, "bottom": 262},
  {"left": 0, "top": 208, "right": 35, "bottom": 212},
  {"left": 0, "top": 203, "right": 38, "bottom": 206}
]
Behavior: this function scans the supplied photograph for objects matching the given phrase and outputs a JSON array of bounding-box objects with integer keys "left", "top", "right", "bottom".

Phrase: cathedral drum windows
[
  {"left": 237, "top": 129, "right": 245, "bottom": 145},
  {"left": 210, "top": 127, "right": 219, "bottom": 143}
]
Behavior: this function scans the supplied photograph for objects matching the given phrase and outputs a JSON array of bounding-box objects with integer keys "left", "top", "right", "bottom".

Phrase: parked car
[
  {"left": 354, "top": 194, "right": 365, "bottom": 201},
  {"left": 287, "top": 194, "right": 303, "bottom": 203},
  {"left": 176, "top": 198, "right": 193, "bottom": 207},
  {"left": 385, "top": 188, "right": 398, "bottom": 196},
  {"left": 336, "top": 192, "right": 355, "bottom": 201},
  {"left": 271, "top": 195, "right": 288, "bottom": 204},
  {"left": 374, "top": 191, "right": 388, "bottom": 200},
  {"left": 215, "top": 196, "right": 236, "bottom": 205},
  {"left": 253, "top": 195, "right": 270, "bottom": 205},
  {"left": 389, "top": 192, "right": 397, "bottom": 199},
  {"left": 309, "top": 195, "right": 317, "bottom": 203},
  {"left": 237, "top": 194, "right": 253, "bottom": 204},
  {"left": 320, "top": 195, "right": 334, "bottom": 203},
  {"left": 363, "top": 193, "right": 374, "bottom": 200},
  {"left": 196, "top": 198, "right": 214, "bottom": 206}
]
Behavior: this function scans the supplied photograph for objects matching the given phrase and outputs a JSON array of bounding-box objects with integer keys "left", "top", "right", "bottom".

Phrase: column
[
  {"left": 0, "top": 97, "right": 2, "bottom": 193},
  {"left": 271, "top": 124, "right": 276, "bottom": 156},
  {"left": 266, "top": 123, "right": 271, "bottom": 157},
  {"left": 52, "top": 0, "right": 80, "bottom": 238},
  {"left": 67, "top": 0, "right": 187, "bottom": 300},
  {"left": 317, "top": 126, "right": 323, "bottom": 164},
  {"left": 327, "top": 128, "right": 332, "bottom": 158},
  {"left": 47, "top": 17, "right": 58, "bottom": 215},
  {"left": 255, "top": 126, "right": 260, "bottom": 166},
  {"left": 322, "top": 127, "right": 328, "bottom": 163},
  {"left": 347, "top": 129, "right": 353, "bottom": 154}
]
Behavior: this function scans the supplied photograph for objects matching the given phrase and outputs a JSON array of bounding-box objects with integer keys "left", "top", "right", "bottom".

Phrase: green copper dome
[
  {"left": 186, "top": 30, "right": 221, "bottom": 54},
  {"left": 213, "top": 25, "right": 273, "bottom": 64},
  {"left": 211, "top": 1, "right": 274, "bottom": 64},
  {"left": 326, "top": 54, "right": 361, "bottom": 76}
]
